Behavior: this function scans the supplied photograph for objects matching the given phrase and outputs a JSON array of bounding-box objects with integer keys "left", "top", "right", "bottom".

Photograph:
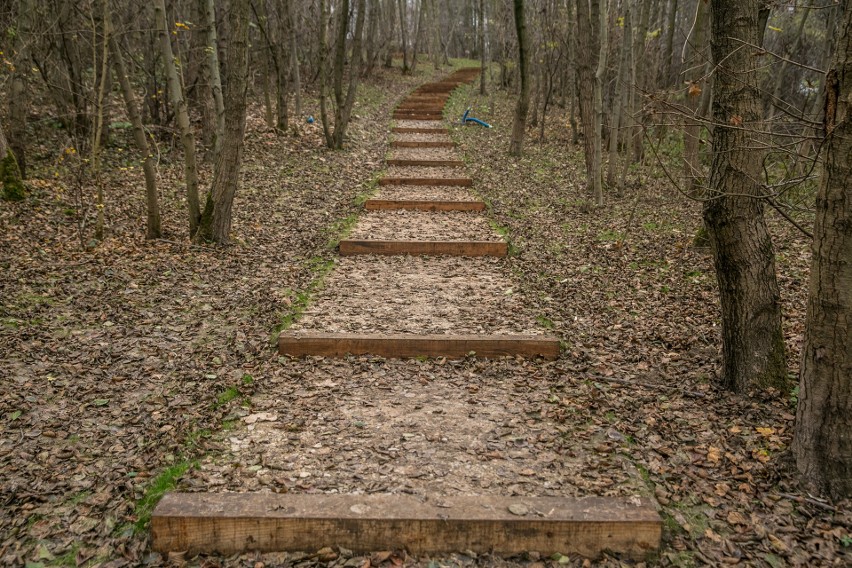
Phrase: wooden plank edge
[
  {"left": 379, "top": 178, "right": 473, "bottom": 186},
  {"left": 390, "top": 141, "right": 456, "bottom": 147},
  {"left": 391, "top": 127, "right": 450, "bottom": 134},
  {"left": 338, "top": 239, "right": 507, "bottom": 257},
  {"left": 364, "top": 199, "right": 486, "bottom": 212},
  {"left": 385, "top": 159, "right": 464, "bottom": 167},
  {"left": 277, "top": 332, "right": 559, "bottom": 359},
  {"left": 151, "top": 493, "right": 659, "bottom": 558}
]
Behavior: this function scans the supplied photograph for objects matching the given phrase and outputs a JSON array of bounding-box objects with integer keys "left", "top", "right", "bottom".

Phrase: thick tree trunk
[
  {"left": 703, "top": 0, "right": 787, "bottom": 392},
  {"left": 399, "top": 0, "right": 410, "bottom": 73},
  {"left": 197, "top": 0, "right": 250, "bottom": 244},
  {"left": 793, "top": 0, "right": 852, "bottom": 501},
  {"left": 9, "top": 0, "right": 31, "bottom": 179},
  {"left": 319, "top": 0, "right": 333, "bottom": 146},
  {"left": 661, "top": 0, "right": 677, "bottom": 86},
  {"left": 508, "top": 0, "right": 530, "bottom": 156},
  {"left": 204, "top": 0, "right": 226, "bottom": 156},
  {"left": 574, "top": 0, "right": 599, "bottom": 192},
  {"left": 110, "top": 17, "right": 161, "bottom": 239},
  {"left": 155, "top": 0, "right": 201, "bottom": 236},
  {"left": 332, "top": 0, "right": 367, "bottom": 149},
  {"left": 0, "top": 117, "right": 25, "bottom": 201}
]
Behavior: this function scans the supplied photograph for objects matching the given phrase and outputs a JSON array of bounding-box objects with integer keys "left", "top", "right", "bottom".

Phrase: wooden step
[
  {"left": 279, "top": 332, "right": 559, "bottom": 358},
  {"left": 151, "top": 493, "right": 659, "bottom": 558},
  {"left": 391, "top": 127, "right": 450, "bottom": 134},
  {"left": 365, "top": 199, "right": 486, "bottom": 212},
  {"left": 386, "top": 159, "right": 464, "bottom": 167},
  {"left": 339, "top": 239, "right": 507, "bottom": 257},
  {"left": 379, "top": 177, "right": 472, "bottom": 186},
  {"left": 393, "top": 114, "right": 443, "bottom": 120},
  {"left": 391, "top": 140, "right": 455, "bottom": 148}
]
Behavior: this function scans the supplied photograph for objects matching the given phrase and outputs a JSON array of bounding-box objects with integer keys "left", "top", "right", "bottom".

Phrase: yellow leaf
[
  {"left": 756, "top": 427, "right": 775, "bottom": 437},
  {"left": 707, "top": 446, "right": 722, "bottom": 463},
  {"left": 729, "top": 425, "right": 742, "bottom": 434}
]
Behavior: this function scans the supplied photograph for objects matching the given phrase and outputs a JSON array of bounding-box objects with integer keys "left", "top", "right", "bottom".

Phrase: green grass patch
[
  {"left": 132, "top": 461, "right": 193, "bottom": 532},
  {"left": 597, "top": 229, "right": 624, "bottom": 242},
  {"left": 215, "top": 386, "right": 240, "bottom": 408},
  {"left": 536, "top": 315, "right": 555, "bottom": 330}
]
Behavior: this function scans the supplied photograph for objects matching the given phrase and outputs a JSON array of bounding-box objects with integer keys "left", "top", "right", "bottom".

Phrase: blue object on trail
[
  {"left": 307, "top": 116, "right": 315, "bottom": 124},
  {"left": 461, "top": 108, "right": 492, "bottom": 128}
]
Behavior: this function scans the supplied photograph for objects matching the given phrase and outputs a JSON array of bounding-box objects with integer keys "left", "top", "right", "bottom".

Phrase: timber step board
[
  {"left": 379, "top": 177, "right": 473, "bottom": 186},
  {"left": 151, "top": 493, "right": 659, "bottom": 558},
  {"left": 339, "top": 239, "right": 507, "bottom": 257},
  {"left": 393, "top": 115, "right": 444, "bottom": 121},
  {"left": 278, "top": 332, "right": 559, "bottom": 358},
  {"left": 364, "top": 199, "right": 486, "bottom": 212},
  {"left": 391, "top": 140, "right": 455, "bottom": 148},
  {"left": 386, "top": 159, "right": 464, "bottom": 167},
  {"left": 391, "top": 127, "right": 450, "bottom": 134}
]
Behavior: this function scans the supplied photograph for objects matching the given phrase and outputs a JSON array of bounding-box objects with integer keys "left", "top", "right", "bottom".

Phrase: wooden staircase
[{"left": 151, "top": 67, "right": 662, "bottom": 562}]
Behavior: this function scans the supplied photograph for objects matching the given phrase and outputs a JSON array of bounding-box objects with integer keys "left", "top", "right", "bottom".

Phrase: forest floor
[{"left": 1, "top": 61, "right": 850, "bottom": 568}]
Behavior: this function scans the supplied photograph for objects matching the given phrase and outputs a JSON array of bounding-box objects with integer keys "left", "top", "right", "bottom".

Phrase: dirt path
[{"left": 176, "top": 71, "right": 655, "bottom": 565}]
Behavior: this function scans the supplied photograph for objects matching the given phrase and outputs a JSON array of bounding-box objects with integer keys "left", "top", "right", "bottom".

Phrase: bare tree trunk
[
  {"left": 384, "top": 0, "right": 396, "bottom": 67},
  {"left": 197, "top": 0, "right": 250, "bottom": 244},
  {"left": 274, "top": 0, "right": 290, "bottom": 131},
  {"left": 288, "top": 0, "right": 302, "bottom": 116},
  {"left": 681, "top": 0, "right": 709, "bottom": 194},
  {"left": 703, "top": 0, "right": 786, "bottom": 392},
  {"left": 591, "top": 0, "right": 608, "bottom": 206},
  {"left": 110, "top": 14, "right": 161, "bottom": 239},
  {"left": 661, "top": 0, "right": 677, "bottom": 86},
  {"left": 399, "top": 0, "right": 410, "bottom": 73},
  {"left": 508, "top": 0, "right": 530, "bottom": 156},
  {"left": 319, "top": 0, "right": 333, "bottom": 146},
  {"left": 204, "top": 0, "right": 226, "bottom": 156},
  {"left": 155, "top": 0, "right": 201, "bottom": 236},
  {"left": 575, "top": 0, "right": 599, "bottom": 192},
  {"left": 479, "top": 0, "right": 487, "bottom": 94},
  {"left": 332, "top": 0, "right": 367, "bottom": 149},
  {"left": 0, "top": 115, "right": 25, "bottom": 201},
  {"left": 793, "top": 0, "right": 852, "bottom": 502},
  {"left": 607, "top": 4, "right": 631, "bottom": 192},
  {"left": 92, "top": 0, "right": 111, "bottom": 241},
  {"left": 9, "top": 0, "right": 31, "bottom": 179}
]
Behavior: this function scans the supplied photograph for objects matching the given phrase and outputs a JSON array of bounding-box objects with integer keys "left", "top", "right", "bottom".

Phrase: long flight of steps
[{"left": 151, "top": 67, "right": 661, "bottom": 562}]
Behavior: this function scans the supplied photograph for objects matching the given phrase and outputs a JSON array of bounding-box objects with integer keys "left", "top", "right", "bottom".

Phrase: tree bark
[
  {"left": 591, "top": 0, "right": 608, "bottom": 206},
  {"left": 204, "top": 0, "right": 226, "bottom": 156},
  {"left": 332, "top": 0, "right": 367, "bottom": 149},
  {"left": 399, "top": 0, "right": 410, "bottom": 72},
  {"left": 793, "top": 0, "right": 852, "bottom": 501},
  {"left": 318, "top": 0, "right": 333, "bottom": 145},
  {"left": 682, "top": 0, "right": 709, "bottom": 194},
  {"left": 508, "top": 0, "right": 530, "bottom": 156},
  {"left": 109, "top": 14, "right": 161, "bottom": 239},
  {"left": 479, "top": 0, "right": 487, "bottom": 94},
  {"left": 9, "top": 0, "right": 31, "bottom": 179},
  {"left": 607, "top": 4, "right": 631, "bottom": 192},
  {"left": 703, "top": 0, "right": 787, "bottom": 392},
  {"left": 155, "top": 0, "right": 201, "bottom": 236},
  {"left": 574, "top": 0, "right": 599, "bottom": 192},
  {"left": 197, "top": 0, "right": 250, "bottom": 244}
]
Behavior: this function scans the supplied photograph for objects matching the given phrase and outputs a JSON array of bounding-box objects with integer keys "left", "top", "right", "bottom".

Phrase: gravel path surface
[
  {"left": 349, "top": 211, "right": 500, "bottom": 241},
  {"left": 292, "top": 256, "right": 541, "bottom": 335},
  {"left": 387, "top": 165, "right": 470, "bottom": 178},
  {"left": 394, "top": 119, "right": 446, "bottom": 129},
  {"left": 391, "top": 132, "right": 452, "bottom": 143},
  {"left": 375, "top": 185, "right": 481, "bottom": 202},
  {"left": 388, "top": 147, "right": 460, "bottom": 161}
]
